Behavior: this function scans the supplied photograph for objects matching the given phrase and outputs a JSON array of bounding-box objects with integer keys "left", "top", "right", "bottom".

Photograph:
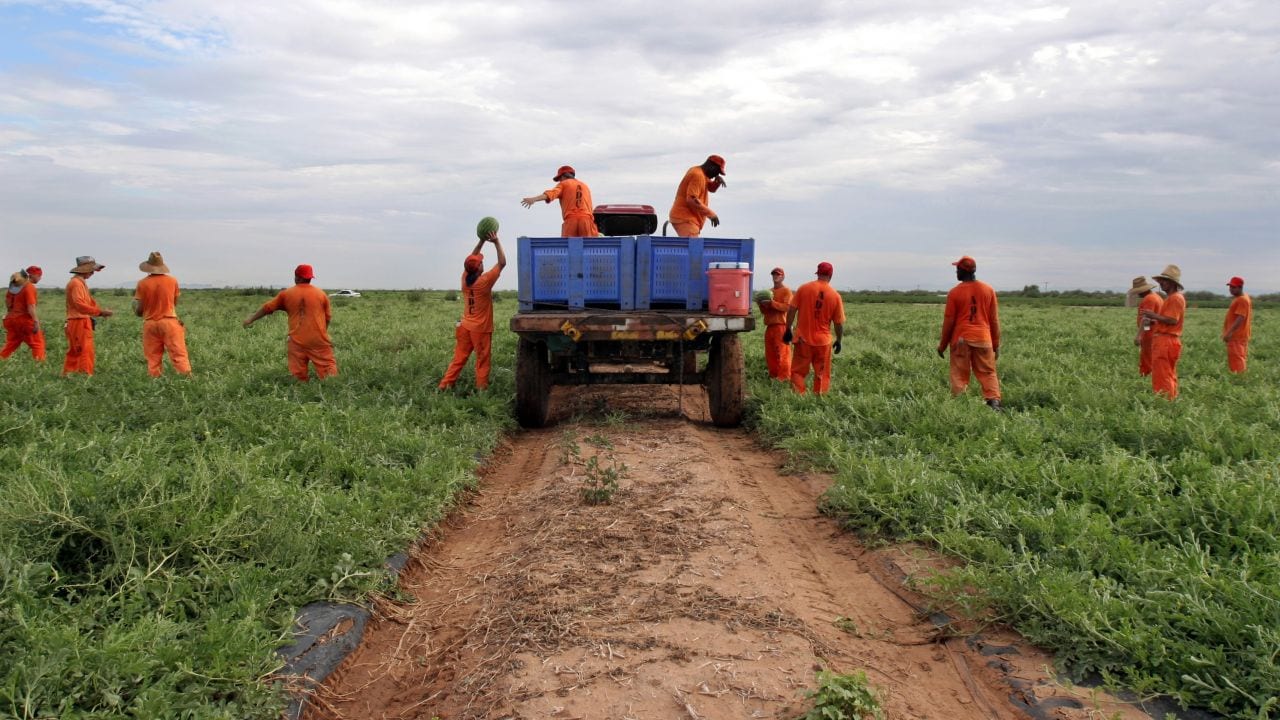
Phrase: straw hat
[
  {"left": 139, "top": 251, "right": 170, "bottom": 274},
  {"left": 1152, "top": 264, "right": 1183, "bottom": 288},
  {"left": 1127, "top": 276, "right": 1156, "bottom": 295},
  {"left": 70, "top": 256, "right": 105, "bottom": 274}
]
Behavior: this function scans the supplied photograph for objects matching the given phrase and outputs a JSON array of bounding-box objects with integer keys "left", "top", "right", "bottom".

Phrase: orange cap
[
  {"left": 706, "top": 154, "right": 726, "bottom": 174},
  {"left": 1227, "top": 276, "right": 1244, "bottom": 287},
  {"left": 464, "top": 254, "right": 484, "bottom": 273},
  {"left": 294, "top": 264, "right": 315, "bottom": 280},
  {"left": 553, "top": 165, "right": 575, "bottom": 181},
  {"left": 952, "top": 256, "right": 977, "bottom": 272},
  {"left": 770, "top": 267, "right": 784, "bottom": 275},
  {"left": 26, "top": 265, "right": 42, "bottom": 276},
  {"left": 815, "top": 261, "right": 833, "bottom": 276}
]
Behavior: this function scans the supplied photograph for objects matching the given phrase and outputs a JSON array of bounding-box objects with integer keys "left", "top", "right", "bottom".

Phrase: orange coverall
[
  {"left": 2, "top": 282, "right": 45, "bottom": 361},
  {"left": 543, "top": 178, "right": 599, "bottom": 237},
  {"left": 668, "top": 166, "right": 712, "bottom": 238},
  {"left": 134, "top": 274, "right": 192, "bottom": 376},
  {"left": 259, "top": 284, "right": 338, "bottom": 381},
  {"left": 938, "top": 280, "right": 1001, "bottom": 400},
  {"left": 64, "top": 276, "right": 105, "bottom": 375},
  {"left": 789, "top": 279, "right": 845, "bottom": 395},
  {"left": 1223, "top": 293, "right": 1252, "bottom": 373},
  {"left": 440, "top": 264, "right": 503, "bottom": 390},
  {"left": 1151, "top": 292, "right": 1185, "bottom": 399},
  {"left": 1136, "top": 292, "right": 1163, "bottom": 376},
  {"left": 759, "top": 285, "right": 792, "bottom": 380}
]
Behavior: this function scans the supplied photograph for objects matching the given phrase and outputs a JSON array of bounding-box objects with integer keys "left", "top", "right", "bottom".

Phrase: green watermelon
[{"left": 476, "top": 216, "right": 499, "bottom": 239}]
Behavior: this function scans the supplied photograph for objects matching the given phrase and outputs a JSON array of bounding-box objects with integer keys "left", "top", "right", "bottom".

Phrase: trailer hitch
[{"left": 559, "top": 320, "right": 582, "bottom": 342}]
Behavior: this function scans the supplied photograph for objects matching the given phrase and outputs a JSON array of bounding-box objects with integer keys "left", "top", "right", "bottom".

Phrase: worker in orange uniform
[
  {"left": 63, "top": 256, "right": 114, "bottom": 376},
  {"left": 521, "top": 165, "right": 599, "bottom": 237},
  {"left": 937, "top": 255, "right": 1002, "bottom": 410},
  {"left": 1222, "top": 276, "right": 1252, "bottom": 373},
  {"left": 783, "top": 261, "right": 845, "bottom": 395},
  {"left": 1140, "top": 265, "right": 1185, "bottom": 399},
  {"left": 1127, "top": 276, "right": 1163, "bottom": 376},
  {"left": 2, "top": 265, "right": 45, "bottom": 361},
  {"left": 243, "top": 264, "right": 338, "bottom": 382},
  {"left": 667, "top": 155, "right": 726, "bottom": 238},
  {"left": 439, "top": 231, "right": 507, "bottom": 391},
  {"left": 132, "top": 251, "right": 192, "bottom": 377},
  {"left": 755, "top": 267, "right": 792, "bottom": 380}
]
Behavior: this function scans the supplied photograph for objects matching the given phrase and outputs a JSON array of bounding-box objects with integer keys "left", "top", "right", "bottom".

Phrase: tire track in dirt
[{"left": 303, "top": 387, "right": 1151, "bottom": 720}]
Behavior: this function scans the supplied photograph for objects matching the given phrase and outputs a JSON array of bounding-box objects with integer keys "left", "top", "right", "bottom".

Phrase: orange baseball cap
[
  {"left": 464, "top": 254, "right": 484, "bottom": 272},
  {"left": 770, "top": 267, "right": 784, "bottom": 275},
  {"left": 815, "top": 261, "right": 833, "bottom": 276},
  {"left": 553, "top": 165, "right": 575, "bottom": 181},
  {"left": 26, "top": 265, "right": 42, "bottom": 276},
  {"left": 1227, "top": 276, "right": 1244, "bottom": 287},
  {"left": 952, "top": 255, "right": 977, "bottom": 272},
  {"left": 294, "top": 264, "right": 315, "bottom": 280},
  {"left": 706, "top": 155, "right": 726, "bottom": 174}
]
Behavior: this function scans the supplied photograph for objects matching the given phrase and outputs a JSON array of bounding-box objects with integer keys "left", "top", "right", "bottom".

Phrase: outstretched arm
[{"left": 521, "top": 192, "right": 549, "bottom": 208}]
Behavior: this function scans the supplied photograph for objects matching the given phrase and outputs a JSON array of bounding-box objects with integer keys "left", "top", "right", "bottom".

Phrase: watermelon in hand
[{"left": 476, "top": 216, "right": 499, "bottom": 239}]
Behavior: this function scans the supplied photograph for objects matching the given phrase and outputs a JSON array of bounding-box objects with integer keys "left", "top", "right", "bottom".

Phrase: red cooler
[{"left": 707, "top": 262, "right": 752, "bottom": 316}]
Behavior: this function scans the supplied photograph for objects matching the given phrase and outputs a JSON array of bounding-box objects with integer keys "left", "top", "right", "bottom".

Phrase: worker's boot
[{"left": 986, "top": 398, "right": 1003, "bottom": 412}]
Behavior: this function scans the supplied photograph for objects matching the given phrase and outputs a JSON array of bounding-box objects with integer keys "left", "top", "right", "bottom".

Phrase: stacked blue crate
[
  {"left": 635, "top": 237, "right": 755, "bottom": 310},
  {"left": 517, "top": 236, "right": 636, "bottom": 311}
]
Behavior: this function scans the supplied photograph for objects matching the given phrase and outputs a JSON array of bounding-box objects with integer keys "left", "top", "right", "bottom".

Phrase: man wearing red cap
[
  {"left": 1222, "top": 276, "right": 1252, "bottom": 373},
  {"left": 783, "top": 261, "right": 844, "bottom": 395},
  {"left": 64, "top": 256, "right": 114, "bottom": 376},
  {"left": 133, "top": 251, "right": 192, "bottom": 377},
  {"left": 521, "top": 166, "right": 599, "bottom": 237},
  {"left": 755, "top": 267, "right": 792, "bottom": 380},
  {"left": 440, "top": 231, "right": 507, "bottom": 391},
  {"left": 2, "top": 266, "right": 45, "bottom": 361},
  {"left": 243, "top": 264, "right": 338, "bottom": 381},
  {"left": 937, "top": 255, "right": 1002, "bottom": 410},
  {"left": 667, "top": 155, "right": 726, "bottom": 238}
]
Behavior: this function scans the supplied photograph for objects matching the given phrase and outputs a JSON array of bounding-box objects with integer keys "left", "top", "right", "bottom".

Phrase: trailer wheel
[
  {"left": 706, "top": 334, "right": 745, "bottom": 427},
  {"left": 516, "top": 338, "right": 552, "bottom": 428}
]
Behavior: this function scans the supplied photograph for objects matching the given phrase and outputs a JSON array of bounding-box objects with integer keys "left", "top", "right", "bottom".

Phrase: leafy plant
[
  {"left": 579, "top": 455, "right": 626, "bottom": 505},
  {"left": 799, "top": 670, "right": 884, "bottom": 720}
]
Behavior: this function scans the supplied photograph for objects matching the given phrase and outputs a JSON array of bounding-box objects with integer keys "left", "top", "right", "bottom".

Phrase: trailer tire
[
  {"left": 515, "top": 338, "right": 552, "bottom": 428},
  {"left": 706, "top": 334, "right": 745, "bottom": 427}
]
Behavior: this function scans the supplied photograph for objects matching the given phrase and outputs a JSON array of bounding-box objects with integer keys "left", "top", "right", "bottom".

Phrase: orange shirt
[
  {"left": 668, "top": 166, "right": 710, "bottom": 226},
  {"left": 1137, "top": 292, "right": 1163, "bottom": 328},
  {"left": 65, "top": 276, "right": 102, "bottom": 319},
  {"left": 1224, "top": 294, "right": 1252, "bottom": 342},
  {"left": 761, "top": 285, "right": 793, "bottom": 326},
  {"left": 261, "top": 283, "right": 332, "bottom": 347},
  {"left": 544, "top": 178, "right": 595, "bottom": 220},
  {"left": 940, "top": 280, "right": 1000, "bottom": 349},
  {"left": 459, "top": 265, "right": 503, "bottom": 333},
  {"left": 789, "top": 279, "right": 845, "bottom": 346},
  {"left": 1156, "top": 292, "right": 1185, "bottom": 336},
  {"left": 5, "top": 282, "right": 37, "bottom": 320},
  {"left": 134, "top": 274, "right": 181, "bottom": 321}
]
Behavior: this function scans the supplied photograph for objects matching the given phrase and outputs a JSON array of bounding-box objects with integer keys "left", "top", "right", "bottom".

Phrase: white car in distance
[{"left": 329, "top": 289, "right": 361, "bottom": 298}]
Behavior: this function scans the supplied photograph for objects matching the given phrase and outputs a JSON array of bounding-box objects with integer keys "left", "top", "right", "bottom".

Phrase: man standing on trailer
[
  {"left": 439, "top": 231, "right": 507, "bottom": 391},
  {"left": 521, "top": 165, "right": 599, "bottom": 237},
  {"left": 667, "top": 154, "right": 726, "bottom": 238},
  {"left": 243, "top": 264, "right": 338, "bottom": 382},
  {"left": 133, "top": 251, "right": 192, "bottom": 377},
  {"left": 1222, "top": 276, "right": 1252, "bottom": 373},
  {"left": 1140, "top": 264, "right": 1185, "bottom": 399},
  {"left": 2, "top": 265, "right": 45, "bottom": 362},
  {"left": 64, "top": 256, "right": 114, "bottom": 376},
  {"left": 783, "top": 261, "right": 844, "bottom": 395},
  {"left": 1127, "top": 276, "right": 1162, "bottom": 377},
  {"left": 937, "top": 255, "right": 1002, "bottom": 410},
  {"left": 756, "top": 267, "right": 792, "bottom": 381}
]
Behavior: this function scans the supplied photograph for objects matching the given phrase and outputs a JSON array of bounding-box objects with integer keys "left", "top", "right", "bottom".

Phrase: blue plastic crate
[
  {"left": 518, "top": 236, "right": 636, "bottom": 311},
  {"left": 635, "top": 236, "right": 755, "bottom": 310}
]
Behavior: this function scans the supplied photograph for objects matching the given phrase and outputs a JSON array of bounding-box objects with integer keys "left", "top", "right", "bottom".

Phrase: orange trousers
[
  {"left": 561, "top": 214, "right": 598, "bottom": 238},
  {"left": 669, "top": 219, "right": 702, "bottom": 238},
  {"left": 439, "top": 326, "right": 493, "bottom": 390},
  {"left": 63, "top": 318, "right": 95, "bottom": 375},
  {"left": 1151, "top": 334, "right": 1181, "bottom": 399},
  {"left": 287, "top": 338, "right": 338, "bottom": 382},
  {"left": 1226, "top": 340, "right": 1247, "bottom": 374},
  {"left": 1138, "top": 335, "right": 1154, "bottom": 376},
  {"left": 1, "top": 317, "right": 45, "bottom": 361},
  {"left": 790, "top": 342, "right": 833, "bottom": 395},
  {"left": 142, "top": 318, "right": 191, "bottom": 376},
  {"left": 949, "top": 342, "right": 1000, "bottom": 400},
  {"left": 764, "top": 324, "right": 791, "bottom": 380}
]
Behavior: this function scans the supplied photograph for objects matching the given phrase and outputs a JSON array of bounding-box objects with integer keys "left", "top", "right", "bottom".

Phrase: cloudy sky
[{"left": 2, "top": 0, "right": 1277, "bottom": 292}]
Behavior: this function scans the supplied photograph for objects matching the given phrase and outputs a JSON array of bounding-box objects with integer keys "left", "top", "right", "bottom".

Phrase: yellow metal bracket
[
  {"left": 560, "top": 320, "right": 582, "bottom": 342},
  {"left": 683, "top": 319, "right": 708, "bottom": 341}
]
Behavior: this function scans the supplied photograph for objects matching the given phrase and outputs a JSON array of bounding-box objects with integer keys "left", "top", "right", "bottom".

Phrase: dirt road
[{"left": 304, "top": 388, "right": 1148, "bottom": 720}]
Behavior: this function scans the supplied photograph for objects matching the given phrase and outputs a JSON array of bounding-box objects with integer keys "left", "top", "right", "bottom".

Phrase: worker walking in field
[
  {"left": 63, "top": 256, "right": 114, "bottom": 376},
  {"left": 521, "top": 165, "right": 599, "bottom": 237},
  {"left": 756, "top": 267, "right": 792, "bottom": 381},
  {"left": 783, "top": 261, "right": 844, "bottom": 395},
  {"left": 439, "top": 231, "right": 507, "bottom": 391},
  {"left": 2, "top": 266, "right": 45, "bottom": 362},
  {"left": 243, "top": 264, "right": 338, "bottom": 382},
  {"left": 937, "top": 255, "right": 1002, "bottom": 410},
  {"left": 133, "top": 251, "right": 191, "bottom": 377},
  {"left": 1127, "top": 276, "right": 1163, "bottom": 376},
  {"left": 1140, "top": 265, "right": 1185, "bottom": 399},
  {"left": 1222, "top": 276, "right": 1252, "bottom": 373},
  {"left": 667, "top": 155, "right": 726, "bottom": 238}
]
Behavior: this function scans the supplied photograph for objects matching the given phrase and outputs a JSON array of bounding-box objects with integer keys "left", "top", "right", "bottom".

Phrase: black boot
[{"left": 986, "top": 398, "right": 1003, "bottom": 412}]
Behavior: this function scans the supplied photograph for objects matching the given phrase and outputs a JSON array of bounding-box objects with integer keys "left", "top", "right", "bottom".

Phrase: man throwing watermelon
[
  {"left": 521, "top": 165, "right": 599, "bottom": 238},
  {"left": 667, "top": 154, "right": 726, "bottom": 238}
]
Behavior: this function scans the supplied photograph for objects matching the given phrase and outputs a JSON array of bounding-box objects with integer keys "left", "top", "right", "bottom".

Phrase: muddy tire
[
  {"left": 515, "top": 338, "right": 551, "bottom": 428},
  {"left": 706, "top": 334, "right": 745, "bottom": 427}
]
